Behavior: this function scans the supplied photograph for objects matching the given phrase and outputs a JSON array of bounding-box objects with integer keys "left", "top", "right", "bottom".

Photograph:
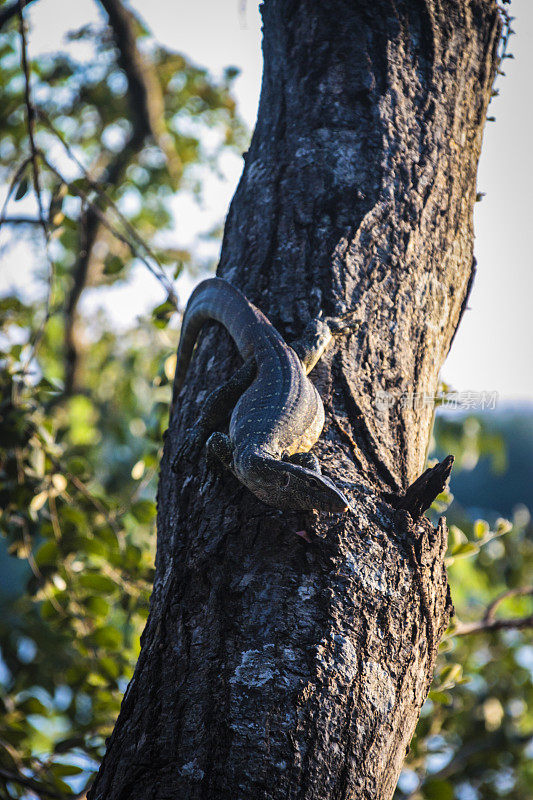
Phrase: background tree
[
  {"left": 0, "top": 1, "right": 244, "bottom": 796},
  {"left": 0, "top": 2, "right": 531, "bottom": 800}
]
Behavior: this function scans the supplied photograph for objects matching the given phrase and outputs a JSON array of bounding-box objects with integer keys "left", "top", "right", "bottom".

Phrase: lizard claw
[{"left": 324, "top": 311, "right": 361, "bottom": 335}]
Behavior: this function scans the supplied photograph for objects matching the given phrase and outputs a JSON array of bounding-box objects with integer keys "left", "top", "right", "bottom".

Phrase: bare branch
[
  {"left": 38, "top": 111, "right": 178, "bottom": 301},
  {"left": 402, "top": 732, "right": 533, "bottom": 799},
  {"left": 61, "top": 0, "right": 181, "bottom": 394},
  {"left": 0, "top": 764, "right": 90, "bottom": 800},
  {"left": 453, "top": 587, "right": 533, "bottom": 636},
  {"left": 40, "top": 155, "right": 179, "bottom": 308},
  {"left": 0, "top": 215, "right": 42, "bottom": 224},
  {"left": 97, "top": 0, "right": 181, "bottom": 185},
  {"left": 0, "top": 156, "right": 33, "bottom": 227},
  {"left": 15, "top": 1, "right": 56, "bottom": 387},
  {"left": 17, "top": 0, "right": 47, "bottom": 238},
  {"left": 484, "top": 585, "right": 533, "bottom": 622},
  {"left": 0, "top": 765, "right": 65, "bottom": 799}
]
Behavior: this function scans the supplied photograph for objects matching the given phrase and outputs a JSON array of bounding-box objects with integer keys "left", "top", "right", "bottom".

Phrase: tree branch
[
  {"left": 41, "top": 154, "right": 178, "bottom": 308},
  {"left": 0, "top": 765, "right": 65, "bottom": 799},
  {"left": 0, "top": 215, "right": 42, "bottom": 225},
  {"left": 63, "top": 0, "right": 181, "bottom": 395},
  {"left": 385, "top": 455, "right": 454, "bottom": 520},
  {"left": 15, "top": 1, "right": 57, "bottom": 387},
  {"left": 402, "top": 731, "right": 533, "bottom": 799},
  {"left": 17, "top": 0, "right": 47, "bottom": 238},
  {"left": 453, "top": 587, "right": 533, "bottom": 636},
  {"left": 97, "top": 0, "right": 181, "bottom": 185}
]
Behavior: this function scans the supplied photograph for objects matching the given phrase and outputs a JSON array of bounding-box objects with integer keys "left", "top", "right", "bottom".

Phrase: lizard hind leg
[{"left": 171, "top": 359, "right": 255, "bottom": 471}]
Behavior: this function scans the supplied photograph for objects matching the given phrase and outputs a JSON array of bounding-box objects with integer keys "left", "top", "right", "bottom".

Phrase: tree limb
[
  {"left": 453, "top": 587, "right": 533, "bottom": 636},
  {"left": 402, "top": 731, "right": 533, "bottom": 799},
  {"left": 0, "top": 765, "right": 65, "bottom": 799},
  {"left": 0, "top": 215, "right": 41, "bottom": 225},
  {"left": 64, "top": 0, "right": 181, "bottom": 395}
]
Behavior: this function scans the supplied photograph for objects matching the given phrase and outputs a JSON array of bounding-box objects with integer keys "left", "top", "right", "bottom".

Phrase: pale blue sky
[{"left": 2, "top": 0, "right": 531, "bottom": 402}]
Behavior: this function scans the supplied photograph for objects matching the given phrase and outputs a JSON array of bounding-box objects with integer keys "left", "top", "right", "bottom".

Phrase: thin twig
[
  {"left": 17, "top": 0, "right": 47, "bottom": 238},
  {"left": 46, "top": 452, "right": 125, "bottom": 551},
  {"left": 0, "top": 156, "right": 33, "bottom": 228},
  {"left": 15, "top": 2, "right": 57, "bottom": 386},
  {"left": 452, "top": 586, "right": 533, "bottom": 636},
  {"left": 484, "top": 586, "right": 533, "bottom": 622},
  {"left": 39, "top": 110, "right": 178, "bottom": 305},
  {"left": 453, "top": 615, "right": 533, "bottom": 636},
  {"left": 0, "top": 765, "right": 65, "bottom": 800},
  {"left": 0, "top": 215, "right": 42, "bottom": 224},
  {"left": 0, "top": 0, "right": 37, "bottom": 31},
  {"left": 40, "top": 154, "right": 179, "bottom": 308},
  {"left": 402, "top": 732, "right": 532, "bottom": 799}
]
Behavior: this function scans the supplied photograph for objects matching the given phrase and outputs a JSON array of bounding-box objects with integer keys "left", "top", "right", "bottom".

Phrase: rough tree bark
[{"left": 89, "top": 2, "right": 501, "bottom": 798}]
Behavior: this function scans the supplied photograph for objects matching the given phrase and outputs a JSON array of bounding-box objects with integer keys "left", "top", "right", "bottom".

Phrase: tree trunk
[{"left": 88, "top": 2, "right": 501, "bottom": 798}]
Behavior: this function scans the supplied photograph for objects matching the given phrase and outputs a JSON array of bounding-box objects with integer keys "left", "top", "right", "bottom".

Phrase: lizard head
[{"left": 242, "top": 455, "right": 351, "bottom": 512}]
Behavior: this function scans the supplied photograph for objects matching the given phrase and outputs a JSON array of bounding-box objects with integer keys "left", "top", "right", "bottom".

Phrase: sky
[{"left": 1, "top": 0, "right": 531, "bottom": 403}]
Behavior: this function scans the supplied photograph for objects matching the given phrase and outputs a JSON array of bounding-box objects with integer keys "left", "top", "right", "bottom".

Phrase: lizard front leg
[
  {"left": 205, "top": 431, "right": 234, "bottom": 473},
  {"left": 283, "top": 451, "right": 322, "bottom": 474},
  {"left": 172, "top": 359, "right": 255, "bottom": 471},
  {"left": 290, "top": 314, "right": 359, "bottom": 376}
]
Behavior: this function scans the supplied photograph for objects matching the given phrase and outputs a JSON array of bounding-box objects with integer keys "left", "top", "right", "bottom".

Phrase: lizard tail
[{"left": 171, "top": 278, "right": 273, "bottom": 407}]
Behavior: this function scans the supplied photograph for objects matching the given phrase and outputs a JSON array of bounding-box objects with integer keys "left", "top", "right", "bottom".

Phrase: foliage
[
  {"left": 396, "top": 411, "right": 533, "bottom": 800},
  {"left": 0, "top": 2, "right": 245, "bottom": 797}
]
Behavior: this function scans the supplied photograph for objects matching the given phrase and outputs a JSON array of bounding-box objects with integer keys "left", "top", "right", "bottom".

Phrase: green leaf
[
  {"left": 35, "top": 540, "right": 59, "bottom": 567},
  {"left": 98, "top": 655, "right": 120, "bottom": 680},
  {"left": 88, "top": 625, "right": 122, "bottom": 649},
  {"left": 450, "top": 542, "right": 480, "bottom": 559},
  {"left": 54, "top": 736, "right": 86, "bottom": 754},
  {"left": 449, "top": 525, "right": 467, "bottom": 549},
  {"left": 438, "top": 663, "right": 463, "bottom": 689},
  {"left": 428, "top": 690, "right": 452, "bottom": 705},
  {"left": 495, "top": 517, "right": 512, "bottom": 536},
  {"left": 131, "top": 499, "right": 156, "bottom": 523},
  {"left": 30, "top": 490, "right": 48, "bottom": 517},
  {"left": 86, "top": 596, "right": 110, "bottom": 618},
  {"left": 79, "top": 573, "right": 118, "bottom": 594},
  {"left": 473, "top": 519, "right": 490, "bottom": 539},
  {"left": 423, "top": 778, "right": 454, "bottom": 800},
  {"left": 152, "top": 300, "right": 175, "bottom": 328},
  {"left": 103, "top": 255, "right": 125, "bottom": 276},
  {"left": 18, "top": 696, "right": 48, "bottom": 715},
  {"left": 50, "top": 763, "right": 84, "bottom": 777}
]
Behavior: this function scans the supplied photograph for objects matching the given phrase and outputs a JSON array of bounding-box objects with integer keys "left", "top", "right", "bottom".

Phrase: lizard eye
[{"left": 308, "top": 477, "right": 319, "bottom": 488}]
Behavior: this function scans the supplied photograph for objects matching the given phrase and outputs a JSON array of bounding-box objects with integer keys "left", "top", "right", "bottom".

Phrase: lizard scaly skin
[{"left": 172, "top": 278, "right": 351, "bottom": 513}]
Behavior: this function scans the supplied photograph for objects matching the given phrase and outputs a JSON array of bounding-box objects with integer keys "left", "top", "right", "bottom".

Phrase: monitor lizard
[{"left": 171, "top": 277, "right": 355, "bottom": 513}]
